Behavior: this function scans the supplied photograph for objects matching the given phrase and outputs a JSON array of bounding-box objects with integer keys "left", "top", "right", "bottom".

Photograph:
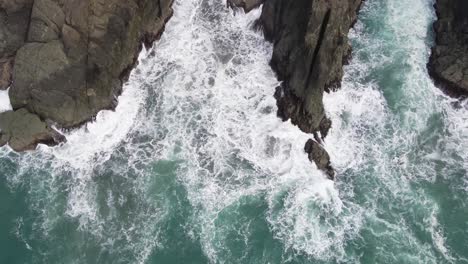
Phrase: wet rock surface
[
  {"left": 230, "top": 0, "right": 362, "bottom": 179},
  {"left": 0, "top": 0, "right": 174, "bottom": 151},
  {"left": 0, "top": 57, "right": 13, "bottom": 90},
  {"left": 304, "top": 139, "right": 335, "bottom": 180},
  {"left": 429, "top": 0, "right": 468, "bottom": 96},
  {"left": 0, "top": 108, "right": 65, "bottom": 151},
  {"left": 259, "top": 0, "right": 362, "bottom": 134}
]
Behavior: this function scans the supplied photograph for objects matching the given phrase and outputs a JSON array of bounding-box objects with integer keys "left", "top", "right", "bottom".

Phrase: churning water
[{"left": 1, "top": 0, "right": 467, "bottom": 263}]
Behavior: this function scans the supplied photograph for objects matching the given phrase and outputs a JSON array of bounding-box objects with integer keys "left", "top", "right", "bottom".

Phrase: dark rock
[
  {"left": 0, "top": 0, "right": 33, "bottom": 57},
  {"left": 231, "top": 1, "right": 361, "bottom": 177},
  {"left": 259, "top": 0, "right": 362, "bottom": 134},
  {"left": 428, "top": 0, "right": 468, "bottom": 96},
  {"left": 319, "top": 116, "right": 332, "bottom": 139},
  {"left": 0, "top": 108, "right": 65, "bottom": 151},
  {"left": 0, "top": 57, "right": 13, "bottom": 90},
  {"left": 0, "top": 0, "right": 34, "bottom": 90},
  {"left": 2, "top": 0, "right": 174, "bottom": 129},
  {"left": 0, "top": 0, "right": 174, "bottom": 151},
  {"left": 240, "top": 1, "right": 361, "bottom": 178},
  {"left": 304, "top": 139, "right": 335, "bottom": 180}
]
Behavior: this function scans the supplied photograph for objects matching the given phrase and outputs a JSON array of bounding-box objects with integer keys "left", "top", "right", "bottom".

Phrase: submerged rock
[
  {"left": 304, "top": 139, "right": 335, "bottom": 180},
  {"left": 429, "top": 0, "right": 468, "bottom": 96},
  {"left": 0, "top": 108, "right": 65, "bottom": 151}
]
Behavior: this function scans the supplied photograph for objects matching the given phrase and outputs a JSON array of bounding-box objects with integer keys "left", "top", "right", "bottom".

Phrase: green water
[{"left": 1, "top": 0, "right": 467, "bottom": 263}]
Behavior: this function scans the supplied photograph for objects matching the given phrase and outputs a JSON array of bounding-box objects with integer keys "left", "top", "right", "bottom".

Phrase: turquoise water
[{"left": 1, "top": 0, "right": 467, "bottom": 263}]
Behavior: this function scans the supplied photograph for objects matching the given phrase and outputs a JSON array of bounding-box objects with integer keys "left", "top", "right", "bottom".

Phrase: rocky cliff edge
[
  {"left": 229, "top": 0, "right": 362, "bottom": 179},
  {"left": 0, "top": 0, "right": 173, "bottom": 151},
  {"left": 429, "top": 0, "right": 468, "bottom": 97}
]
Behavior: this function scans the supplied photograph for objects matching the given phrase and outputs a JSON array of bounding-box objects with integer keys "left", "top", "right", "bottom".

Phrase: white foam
[
  {"left": 3, "top": 0, "right": 467, "bottom": 263},
  {"left": 38, "top": 48, "right": 150, "bottom": 168},
  {"left": 135, "top": 1, "right": 355, "bottom": 262},
  {"left": 0, "top": 88, "right": 12, "bottom": 113},
  {"left": 324, "top": 0, "right": 467, "bottom": 262},
  {"left": 427, "top": 209, "right": 455, "bottom": 262}
]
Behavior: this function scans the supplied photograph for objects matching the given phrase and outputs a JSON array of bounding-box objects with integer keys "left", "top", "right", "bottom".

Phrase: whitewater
[{"left": 0, "top": 0, "right": 467, "bottom": 263}]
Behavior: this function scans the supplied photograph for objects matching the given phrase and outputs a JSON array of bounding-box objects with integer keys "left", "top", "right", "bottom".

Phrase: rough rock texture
[
  {"left": 0, "top": 0, "right": 173, "bottom": 151},
  {"left": 304, "top": 139, "right": 334, "bottom": 180},
  {"left": 429, "top": 0, "right": 468, "bottom": 96},
  {"left": 0, "top": 0, "right": 33, "bottom": 90},
  {"left": 230, "top": 0, "right": 361, "bottom": 178},
  {"left": 0, "top": 108, "right": 65, "bottom": 151},
  {"left": 260, "top": 0, "right": 362, "bottom": 134}
]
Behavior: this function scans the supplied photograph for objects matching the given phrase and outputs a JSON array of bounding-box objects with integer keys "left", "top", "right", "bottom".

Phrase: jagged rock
[
  {"left": 304, "top": 139, "right": 335, "bottom": 180},
  {"left": 2, "top": 0, "right": 174, "bottom": 129},
  {"left": 0, "top": 0, "right": 173, "bottom": 151},
  {"left": 0, "top": 108, "right": 65, "bottom": 151},
  {"left": 428, "top": 0, "right": 468, "bottom": 96},
  {"left": 319, "top": 116, "right": 332, "bottom": 139},
  {"left": 231, "top": 0, "right": 360, "bottom": 177},
  {"left": 260, "top": 0, "right": 362, "bottom": 134},
  {"left": 231, "top": 0, "right": 360, "bottom": 133}
]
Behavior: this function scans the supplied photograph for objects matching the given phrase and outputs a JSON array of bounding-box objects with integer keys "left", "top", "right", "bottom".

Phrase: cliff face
[
  {"left": 230, "top": 0, "right": 361, "bottom": 178},
  {"left": 0, "top": 0, "right": 173, "bottom": 151},
  {"left": 429, "top": 0, "right": 468, "bottom": 96}
]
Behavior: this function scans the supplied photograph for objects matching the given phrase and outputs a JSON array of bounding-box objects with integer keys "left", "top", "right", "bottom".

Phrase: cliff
[
  {"left": 0, "top": 0, "right": 173, "bottom": 151},
  {"left": 429, "top": 0, "right": 468, "bottom": 96},
  {"left": 230, "top": 0, "right": 362, "bottom": 178}
]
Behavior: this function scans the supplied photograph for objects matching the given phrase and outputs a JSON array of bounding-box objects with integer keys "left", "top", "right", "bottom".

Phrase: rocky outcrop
[
  {"left": 429, "top": 0, "right": 468, "bottom": 96},
  {"left": 0, "top": 108, "right": 65, "bottom": 151},
  {"left": 260, "top": 0, "right": 361, "bottom": 135},
  {"left": 0, "top": 0, "right": 173, "bottom": 150},
  {"left": 0, "top": 0, "right": 33, "bottom": 90},
  {"left": 230, "top": 0, "right": 361, "bottom": 178},
  {"left": 304, "top": 139, "right": 334, "bottom": 180}
]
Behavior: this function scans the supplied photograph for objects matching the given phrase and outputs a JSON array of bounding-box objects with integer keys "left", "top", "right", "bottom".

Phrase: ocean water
[{"left": 1, "top": 0, "right": 467, "bottom": 263}]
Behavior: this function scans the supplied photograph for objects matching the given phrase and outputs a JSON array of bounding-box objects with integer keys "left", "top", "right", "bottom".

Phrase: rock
[
  {"left": 0, "top": 108, "right": 66, "bottom": 151},
  {"left": 0, "top": 0, "right": 33, "bottom": 57},
  {"left": 2, "top": 0, "right": 174, "bottom": 129},
  {"left": 319, "top": 116, "right": 332, "bottom": 140},
  {"left": 235, "top": 1, "right": 361, "bottom": 177},
  {"left": 259, "top": 0, "right": 362, "bottom": 134},
  {"left": 0, "top": 0, "right": 34, "bottom": 90},
  {"left": 0, "top": 57, "right": 13, "bottom": 90},
  {"left": 0, "top": 0, "right": 174, "bottom": 151},
  {"left": 304, "top": 139, "right": 335, "bottom": 180},
  {"left": 428, "top": 0, "right": 468, "bottom": 96}
]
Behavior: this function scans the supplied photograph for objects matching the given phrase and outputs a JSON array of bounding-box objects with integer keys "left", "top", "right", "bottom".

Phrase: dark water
[{"left": 1, "top": 0, "right": 467, "bottom": 263}]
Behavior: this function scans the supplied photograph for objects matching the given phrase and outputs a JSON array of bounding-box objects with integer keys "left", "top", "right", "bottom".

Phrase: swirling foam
[
  {"left": 1, "top": 0, "right": 467, "bottom": 263},
  {"left": 325, "top": 0, "right": 468, "bottom": 262}
]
